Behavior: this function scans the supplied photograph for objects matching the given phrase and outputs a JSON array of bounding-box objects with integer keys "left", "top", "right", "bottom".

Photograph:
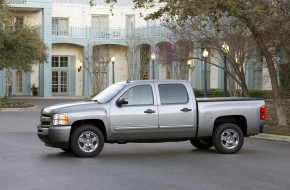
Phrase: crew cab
[{"left": 37, "top": 80, "right": 268, "bottom": 157}]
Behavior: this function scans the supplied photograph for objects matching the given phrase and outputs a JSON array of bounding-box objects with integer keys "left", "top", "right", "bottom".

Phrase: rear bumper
[
  {"left": 260, "top": 123, "right": 269, "bottom": 133},
  {"left": 37, "top": 124, "right": 71, "bottom": 149}
]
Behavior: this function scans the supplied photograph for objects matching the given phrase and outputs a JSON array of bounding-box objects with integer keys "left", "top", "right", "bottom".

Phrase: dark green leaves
[{"left": 0, "top": 1, "right": 47, "bottom": 72}]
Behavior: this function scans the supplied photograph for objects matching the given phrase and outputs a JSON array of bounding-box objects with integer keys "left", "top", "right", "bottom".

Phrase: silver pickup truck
[{"left": 37, "top": 80, "right": 268, "bottom": 157}]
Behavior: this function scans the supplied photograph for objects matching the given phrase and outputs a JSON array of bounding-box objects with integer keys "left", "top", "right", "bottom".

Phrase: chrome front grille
[{"left": 40, "top": 114, "right": 51, "bottom": 127}]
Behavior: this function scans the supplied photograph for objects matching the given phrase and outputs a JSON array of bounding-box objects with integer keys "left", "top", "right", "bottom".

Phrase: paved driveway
[{"left": 1, "top": 98, "right": 290, "bottom": 190}]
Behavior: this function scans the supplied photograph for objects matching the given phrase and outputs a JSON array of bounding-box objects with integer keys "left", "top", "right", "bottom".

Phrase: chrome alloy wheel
[
  {"left": 78, "top": 131, "right": 99, "bottom": 153},
  {"left": 220, "top": 129, "right": 239, "bottom": 149}
]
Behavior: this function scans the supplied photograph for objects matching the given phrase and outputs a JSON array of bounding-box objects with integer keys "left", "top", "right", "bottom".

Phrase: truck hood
[{"left": 42, "top": 101, "right": 99, "bottom": 114}]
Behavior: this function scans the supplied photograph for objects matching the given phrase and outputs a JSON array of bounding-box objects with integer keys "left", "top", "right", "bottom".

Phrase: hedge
[{"left": 193, "top": 89, "right": 274, "bottom": 98}]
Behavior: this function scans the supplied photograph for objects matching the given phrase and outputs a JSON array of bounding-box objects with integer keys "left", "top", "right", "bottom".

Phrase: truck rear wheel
[
  {"left": 71, "top": 125, "right": 104, "bottom": 157},
  {"left": 213, "top": 123, "right": 244, "bottom": 154},
  {"left": 190, "top": 138, "right": 213, "bottom": 149}
]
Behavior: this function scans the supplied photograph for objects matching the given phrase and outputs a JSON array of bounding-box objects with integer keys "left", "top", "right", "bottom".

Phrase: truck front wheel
[
  {"left": 213, "top": 123, "right": 244, "bottom": 154},
  {"left": 190, "top": 138, "right": 213, "bottom": 149},
  {"left": 71, "top": 125, "right": 104, "bottom": 157}
]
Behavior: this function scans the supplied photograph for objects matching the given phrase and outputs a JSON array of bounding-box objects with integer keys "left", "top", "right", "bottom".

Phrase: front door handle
[
  {"left": 181, "top": 108, "right": 192, "bottom": 112},
  {"left": 144, "top": 109, "right": 156, "bottom": 114}
]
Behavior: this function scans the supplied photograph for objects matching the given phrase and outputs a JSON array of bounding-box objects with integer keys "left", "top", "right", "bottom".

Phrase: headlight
[{"left": 53, "top": 113, "right": 68, "bottom": 125}]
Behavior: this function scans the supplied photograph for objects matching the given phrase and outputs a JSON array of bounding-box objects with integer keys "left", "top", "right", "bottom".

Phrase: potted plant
[{"left": 31, "top": 83, "right": 38, "bottom": 96}]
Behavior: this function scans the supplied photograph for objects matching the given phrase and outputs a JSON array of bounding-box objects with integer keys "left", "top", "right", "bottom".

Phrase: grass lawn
[
  {"left": 266, "top": 125, "right": 290, "bottom": 136},
  {"left": 0, "top": 98, "right": 34, "bottom": 108}
]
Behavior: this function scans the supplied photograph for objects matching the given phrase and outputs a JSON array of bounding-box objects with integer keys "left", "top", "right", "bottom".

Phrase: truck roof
[{"left": 117, "top": 79, "right": 189, "bottom": 85}]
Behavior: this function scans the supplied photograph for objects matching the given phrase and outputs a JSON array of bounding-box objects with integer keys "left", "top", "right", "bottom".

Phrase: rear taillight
[{"left": 260, "top": 105, "right": 266, "bottom": 120}]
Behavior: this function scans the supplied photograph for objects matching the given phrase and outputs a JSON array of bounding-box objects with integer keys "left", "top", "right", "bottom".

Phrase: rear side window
[{"left": 158, "top": 84, "right": 188, "bottom": 104}]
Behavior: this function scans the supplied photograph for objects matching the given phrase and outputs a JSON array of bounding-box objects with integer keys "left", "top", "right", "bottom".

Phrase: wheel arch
[
  {"left": 213, "top": 115, "right": 247, "bottom": 136},
  {"left": 71, "top": 119, "right": 107, "bottom": 142}
]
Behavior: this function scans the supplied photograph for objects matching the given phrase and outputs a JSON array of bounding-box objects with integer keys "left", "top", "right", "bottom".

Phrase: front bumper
[
  {"left": 37, "top": 124, "right": 71, "bottom": 149},
  {"left": 260, "top": 123, "right": 269, "bottom": 133}
]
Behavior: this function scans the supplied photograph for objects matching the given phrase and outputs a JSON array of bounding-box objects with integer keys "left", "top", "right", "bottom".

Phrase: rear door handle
[
  {"left": 144, "top": 109, "right": 156, "bottom": 114},
  {"left": 181, "top": 108, "right": 192, "bottom": 112}
]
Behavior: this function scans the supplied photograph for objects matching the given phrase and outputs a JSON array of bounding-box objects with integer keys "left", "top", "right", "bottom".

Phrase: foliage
[
  {"left": 267, "top": 125, "right": 290, "bottom": 136},
  {"left": 267, "top": 131, "right": 290, "bottom": 136},
  {"left": 249, "top": 90, "right": 274, "bottom": 99},
  {"left": 84, "top": 44, "right": 115, "bottom": 94},
  {"left": 0, "top": 1, "right": 47, "bottom": 72},
  {"left": 194, "top": 88, "right": 274, "bottom": 99},
  {"left": 31, "top": 83, "right": 38, "bottom": 92},
  {"left": 0, "top": 98, "right": 34, "bottom": 108},
  {"left": 106, "top": 0, "right": 289, "bottom": 126},
  {"left": 279, "top": 63, "right": 290, "bottom": 99},
  {"left": 126, "top": 33, "right": 151, "bottom": 80}
]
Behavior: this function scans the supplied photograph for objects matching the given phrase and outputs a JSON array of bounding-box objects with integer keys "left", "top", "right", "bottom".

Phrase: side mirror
[{"left": 116, "top": 98, "right": 128, "bottom": 107}]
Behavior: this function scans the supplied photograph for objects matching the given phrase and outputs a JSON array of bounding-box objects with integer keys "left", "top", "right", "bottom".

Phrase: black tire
[
  {"left": 213, "top": 123, "right": 244, "bottom": 154},
  {"left": 61, "top": 147, "right": 73, "bottom": 153},
  {"left": 190, "top": 138, "right": 213, "bottom": 149},
  {"left": 70, "top": 125, "right": 104, "bottom": 157}
]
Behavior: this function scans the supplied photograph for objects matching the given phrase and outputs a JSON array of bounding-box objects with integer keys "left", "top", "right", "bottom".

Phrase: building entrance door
[
  {"left": 51, "top": 56, "right": 69, "bottom": 96},
  {"left": 52, "top": 70, "right": 68, "bottom": 95}
]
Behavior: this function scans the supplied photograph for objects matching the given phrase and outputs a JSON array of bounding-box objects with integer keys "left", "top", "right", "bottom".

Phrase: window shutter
[{"left": 69, "top": 56, "right": 76, "bottom": 96}]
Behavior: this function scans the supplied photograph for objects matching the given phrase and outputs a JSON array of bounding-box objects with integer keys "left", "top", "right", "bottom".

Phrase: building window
[
  {"left": 146, "top": 19, "right": 156, "bottom": 27},
  {"left": 52, "top": 17, "right": 69, "bottom": 36},
  {"left": 15, "top": 71, "right": 23, "bottom": 93},
  {"left": 51, "top": 56, "right": 69, "bottom": 95},
  {"left": 91, "top": 15, "right": 109, "bottom": 38},
  {"left": 126, "top": 15, "right": 135, "bottom": 30},
  {"left": 52, "top": 56, "right": 68, "bottom": 68},
  {"left": 91, "top": 15, "right": 109, "bottom": 29},
  {"left": 92, "top": 45, "right": 109, "bottom": 92},
  {"left": 166, "top": 65, "right": 172, "bottom": 79},
  {"left": 253, "top": 64, "right": 263, "bottom": 90},
  {"left": 14, "top": 16, "right": 24, "bottom": 26}
]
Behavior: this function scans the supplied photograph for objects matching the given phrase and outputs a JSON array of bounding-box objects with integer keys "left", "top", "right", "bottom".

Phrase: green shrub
[
  {"left": 0, "top": 98, "right": 34, "bottom": 108},
  {"left": 192, "top": 88, "right": 274, "bottom": 99},
  {"left": 249, "top": 90, "right": 274, "bottom": 99}
]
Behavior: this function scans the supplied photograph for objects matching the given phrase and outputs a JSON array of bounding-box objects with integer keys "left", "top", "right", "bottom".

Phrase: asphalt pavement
[{"left": 1, "top": 97, "right": 290, "bottom": 190}]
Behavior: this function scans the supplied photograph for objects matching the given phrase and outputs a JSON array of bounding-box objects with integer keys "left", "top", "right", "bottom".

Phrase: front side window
[
  {"left": 92, "top": 84, "right": 125, "bottom": 103},
  {"left": 159, "top": 84, "right": 188, "bottom": 104},
  {"left": 120, "top": 85, "right": 153, "bottom": 106}
]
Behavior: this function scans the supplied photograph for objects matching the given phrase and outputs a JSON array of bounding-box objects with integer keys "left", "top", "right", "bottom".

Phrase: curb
[
  {"left": 250, "top": 133, "right": 290, "bottom": 143},
  {"left": 0, "top": 106, "right": 38, "bottom": 112},
  {"left": 11, "top": 96, "right": 88, "bottom": 100}
]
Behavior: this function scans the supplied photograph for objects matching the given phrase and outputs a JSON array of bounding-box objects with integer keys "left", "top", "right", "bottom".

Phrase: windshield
[{"left": 91, "top": 84, "right": 126, "bottom": 103}]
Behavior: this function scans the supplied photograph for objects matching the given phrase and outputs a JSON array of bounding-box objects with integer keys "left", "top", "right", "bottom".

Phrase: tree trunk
[
  {"left": 246, "top": 18, "right": 287, "bottom": 126},
  {"left": 240, "top": 81, "right": 250, "bottom": 97}
]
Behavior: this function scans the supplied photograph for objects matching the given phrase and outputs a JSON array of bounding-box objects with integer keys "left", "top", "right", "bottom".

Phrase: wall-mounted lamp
[
  {"left": 187, "top": 60, "right": 194, "bottom": 70},
  {"left": 78, "top": 66, "right": 82, "bottom": 72}
]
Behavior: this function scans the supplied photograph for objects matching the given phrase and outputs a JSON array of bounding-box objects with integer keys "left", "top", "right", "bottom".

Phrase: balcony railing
[{"left": 51, "top": 25, "right": 172, "bottom": 40}]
